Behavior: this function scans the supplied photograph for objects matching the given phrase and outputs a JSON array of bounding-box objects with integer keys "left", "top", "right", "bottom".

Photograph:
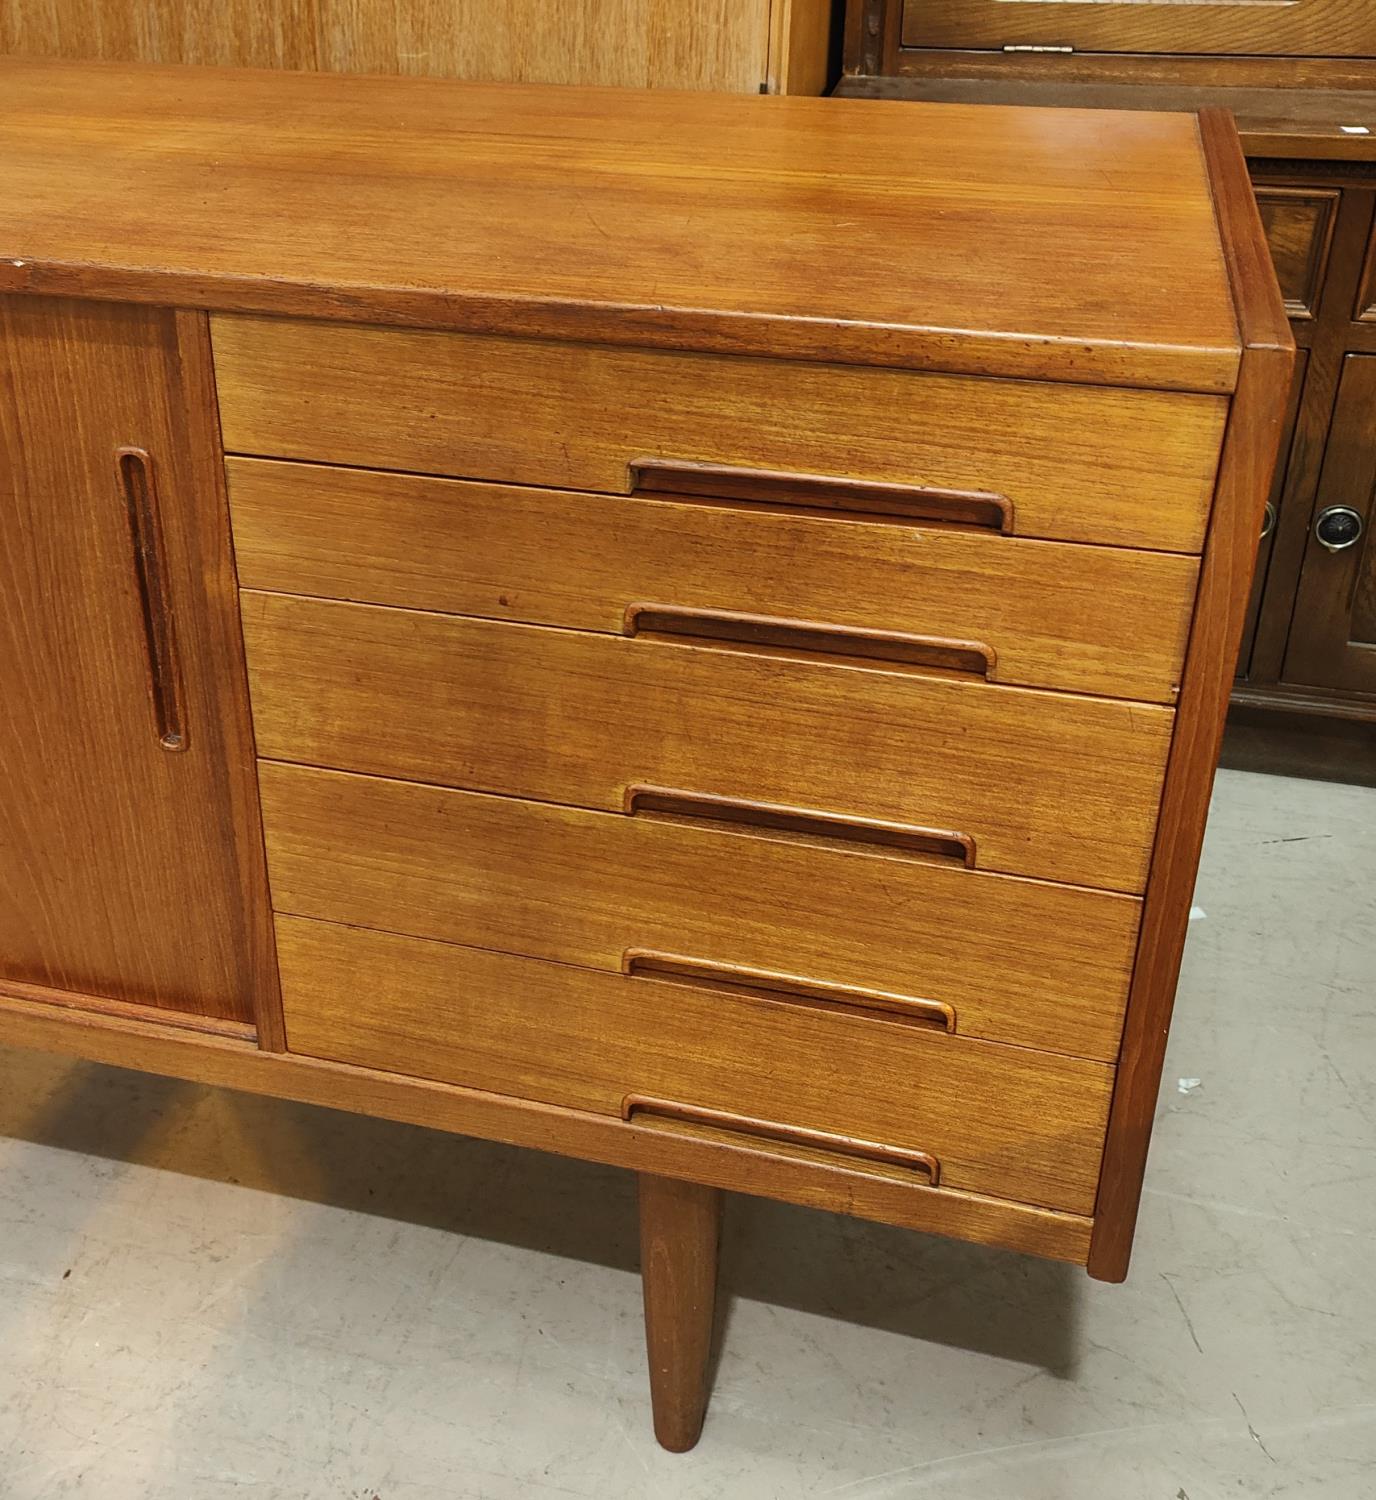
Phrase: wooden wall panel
[{"left": 0, "top": 0, "right": 808, "bottom": 92}]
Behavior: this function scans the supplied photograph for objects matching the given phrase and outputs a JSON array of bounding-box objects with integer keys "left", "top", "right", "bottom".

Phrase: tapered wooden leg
[{"left": 638, "top": 1172, "right": 723, "bottom": 1452}]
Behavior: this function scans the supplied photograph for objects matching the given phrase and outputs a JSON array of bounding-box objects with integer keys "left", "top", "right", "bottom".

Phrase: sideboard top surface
[{"left": 0, "top": 57, "right": 1243, "bottom": 391}]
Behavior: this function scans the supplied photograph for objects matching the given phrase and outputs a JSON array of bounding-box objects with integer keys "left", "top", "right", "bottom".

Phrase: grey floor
[{"left": 0, "top": 768, "right": 1373, "bottom": 1499}]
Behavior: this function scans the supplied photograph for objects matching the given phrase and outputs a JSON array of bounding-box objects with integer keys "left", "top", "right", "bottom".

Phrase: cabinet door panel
[
  {"left": 1283, "top": 354, "right": 1376, "bottom": 695},
  {"left": 0, "top": 296, "right": 274, "bottom": 1025},
  {"left": 1256, "top": 189, "right": 1338, "bottom": 323},
  {"left": 1238, "top": 352, "right": 1308, "bottom": 679},
  {"left": 902, "top": 0, "right": 1376, "bottom": 58}
]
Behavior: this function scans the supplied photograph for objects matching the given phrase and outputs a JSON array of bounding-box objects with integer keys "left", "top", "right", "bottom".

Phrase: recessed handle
[
  {"left": 115, "top": 446, "right": 187, "bottom": 752},
  {"left": 629, "top": 459, "right": 1013, "bottom": 533},
  {"left": 623, "top": 950, "right": 957, "bottom": 1033},
  {"left": 623, "top": 604, "right": 995, "bottom": 678},
  {"left": 622, "top": 1096, "right": 942, "bottom": 1184},
  {"left": 1260, "top": 501, "right": 1276, "bottom": 541},
  {"left": 1314, "top": 505, "right": 1364, "bottom": 553},
  {"left": 625, "top": 785, "right": 977, "bottom": 867}
]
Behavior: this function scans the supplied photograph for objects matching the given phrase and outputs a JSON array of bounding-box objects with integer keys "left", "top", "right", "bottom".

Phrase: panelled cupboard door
[
  {"left": 901, "top": 0, "right": 1376, "bottom": 57},
  {"left": 0, "top": 296, "right": 272, "bottom": 1027},
  {"left": 1284, "top": 354, "right": 1376, "bottom": 694},
  {"left": 1237, "top": 353, "right": 1308, "bottom": 679}
]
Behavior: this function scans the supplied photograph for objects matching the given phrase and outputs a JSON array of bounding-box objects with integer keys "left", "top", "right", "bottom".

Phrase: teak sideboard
[{"left": 0, "top": 59, "right": 1291, "bottom": 1451}]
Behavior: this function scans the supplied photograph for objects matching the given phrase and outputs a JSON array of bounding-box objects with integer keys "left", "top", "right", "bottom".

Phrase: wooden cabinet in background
[
  {"left": 1236, "top": 163, "right": 1376, "bottom": 771},
  {"left": 1284, "top": 354, "right": 1376, "bottom": 694},
  {"left": 840, "top": 3, "right": 1376, "bottom": 781},
  {"left": 0, "top": 0, "right": 838, "bottom": 93}
]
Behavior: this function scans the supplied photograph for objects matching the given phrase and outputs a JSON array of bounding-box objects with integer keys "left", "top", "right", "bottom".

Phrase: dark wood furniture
[
  {"left": 841, "top": 2, "right": 1376, "bottom": 782},
  {"left": 0, "top": 58, "right": 1289, "bottom": 1448}
]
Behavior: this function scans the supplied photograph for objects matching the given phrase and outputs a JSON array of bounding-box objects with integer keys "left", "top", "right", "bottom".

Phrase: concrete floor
[{"left": 0, "top": 768, "right": 1372, "bottom": 1499}]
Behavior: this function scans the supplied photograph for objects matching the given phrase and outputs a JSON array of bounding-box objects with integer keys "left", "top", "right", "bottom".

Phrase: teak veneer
[{"left": 0, "top": 60, "right": 1291, "bottom": 1450}]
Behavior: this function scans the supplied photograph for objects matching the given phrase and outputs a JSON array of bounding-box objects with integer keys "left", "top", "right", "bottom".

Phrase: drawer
[
  {"left": 902, "top": 0, "right": 1372, "bottom": 58},
  {"left": 228, "top": 458, "right": 1199, "bottom": 704},
  {"left": 211, "top": 316, "right": 1227, "bottom": 552},
  {"left": 240, "top": 592, "right": 1174, "bottom": 892},
  {"left": 260, "top": 762, "right": 1141, "bottom": 1061},
  {"left": 277, "top": 914, "right": 1113, "bottom": 1214}
]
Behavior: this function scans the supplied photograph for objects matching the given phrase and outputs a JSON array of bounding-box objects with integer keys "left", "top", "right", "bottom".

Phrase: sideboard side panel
[{"left": 1088, "top": 114, "right": 1294, "bottom": 1280}]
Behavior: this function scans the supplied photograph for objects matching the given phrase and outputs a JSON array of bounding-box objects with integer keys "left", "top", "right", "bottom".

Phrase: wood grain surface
[
  {"left": 903, "top": 0, "right": 1376, "bottom": 59},
  {"left": 227, "top": 458, "right": 1199, "bottom": 700},
  {"left": 0, "top": 296, "right": 280, "bottom": 1035},
  {"left": 258, "top": 762, "right": 1141, "bottom": 1061},
  {"left": 275, "top": 915, "right": 1114, "bottom": 1214},
  {"left": 1088, "top": 111, "right": 1296, "bottom": 1282},
  {"left": 0, "top": 0, "right": 814, "bottom": 94},
  {"left": 639, "top": 1174, "right": 722, "bottom": 1452},
  {"left": 0, "top": 58, "right": 1240, "bottom": 389},
  {"left": 0, "top": 983, "right": 1096, "bottom": 1263},
  {"left": 240, "top": 592, "right": 1174, "bottom": 892},
  {"left": 214, "top": 320, "right": 1227, "bottom": 552}
]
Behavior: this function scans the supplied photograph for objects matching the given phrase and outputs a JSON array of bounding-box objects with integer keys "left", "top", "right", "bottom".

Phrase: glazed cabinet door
[
  {"left": 0, "top": 296, "right": 275, "bottom": 1030},
  {"left": 1284, "top": 354, "right": 1376, "bottom": 695},
  {"left": 901, "top": 1, "right": 1376, "bottom": 57}
]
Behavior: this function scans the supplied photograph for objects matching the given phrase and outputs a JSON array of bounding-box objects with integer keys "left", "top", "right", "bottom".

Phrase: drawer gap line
[{"left": 221, "top": 453, "right": 1203, "bottom": 559}]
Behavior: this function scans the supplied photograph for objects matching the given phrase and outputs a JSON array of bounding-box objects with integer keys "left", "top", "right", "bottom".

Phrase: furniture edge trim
[
  {"left": 1087, "top": 111, "right": 1295, "bottom": 1282},
  {"left": 0, "top": 985, "right": 1091, "bottom": 1266},
  {"left": 174, "top": 307, "right": 288, "bottom": 1051},
  {"left": 0, "top": 265, "right": 1239, "bottom": 398}
]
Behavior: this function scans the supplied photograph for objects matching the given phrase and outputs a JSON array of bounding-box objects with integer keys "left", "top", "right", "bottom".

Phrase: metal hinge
[{"left": 1003, "top": 44, "right": 1074, "bottom": 53}]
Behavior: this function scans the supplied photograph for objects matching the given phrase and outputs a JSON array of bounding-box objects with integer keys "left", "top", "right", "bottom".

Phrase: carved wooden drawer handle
[
  {"left": 625, "top": 784, "right": 977, "bottom": 867},
  {"left": 623, "top": 603, "right": 996, "bottom": 678},
  {"left": 115, "top": 446, "right": 187, "bottom": 752},
  {"left": 629, "top": 458, "right": 1013, "bottom": 533},
  {"left": 622, "top": 1096, "right": 942, "bottom": 1184},
  {"left": 623, "top": 949, "right": 957, "bottom": 1034}
]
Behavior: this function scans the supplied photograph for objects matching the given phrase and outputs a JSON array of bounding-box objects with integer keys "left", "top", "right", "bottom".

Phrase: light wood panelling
[
  {"left": 241, "top": 592, "right": 1174, "bottom": 893},
  {"left": 258, "top": 762, "right": 1141, "bottom": 1061},
  {"left": 0, "top": 1, "right": 801, "bottom": 93},
  {"left": 227, "top": 459, "right": 1198, "bottom": 702},
  {"left": 0, "top": 60, "right": 1240, "bottom": 390},
  {"left": 768, "top": 0, "right": 835, "bottom": 95},
  {"left": 276, "top": 915, "right": 1114, "bottom": 1215},
  {"left": 214, "top": 320, "right": 1226, "bottom": 552}
]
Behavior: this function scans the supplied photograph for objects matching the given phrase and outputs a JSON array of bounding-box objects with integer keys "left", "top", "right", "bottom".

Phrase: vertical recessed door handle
[{"left": 115, "top": 446, "right": 187, "bottom": 752}]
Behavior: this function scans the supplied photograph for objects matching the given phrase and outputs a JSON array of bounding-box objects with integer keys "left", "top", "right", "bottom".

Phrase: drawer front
[
  {"left": 902, "top": 0, "right": 1374, "bottom": 58},
  {"left": 277, "top": 914, "right": 1113, "bottom": 1214},
  {"left": 211, "top": 316, "right": 1226, "bottom": 552},
  {"left": 260, "top": 762, "right": 1140, "bottom": 1061},
  {"left": 241, "top": 592, "right": 1173, "bottom": 892},
  {"left": 228, "top": 458, "right": 1198, "bottom": 704},
  {"left": 1255, "top": 187, "right": 1338, "bottom": 322}
]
